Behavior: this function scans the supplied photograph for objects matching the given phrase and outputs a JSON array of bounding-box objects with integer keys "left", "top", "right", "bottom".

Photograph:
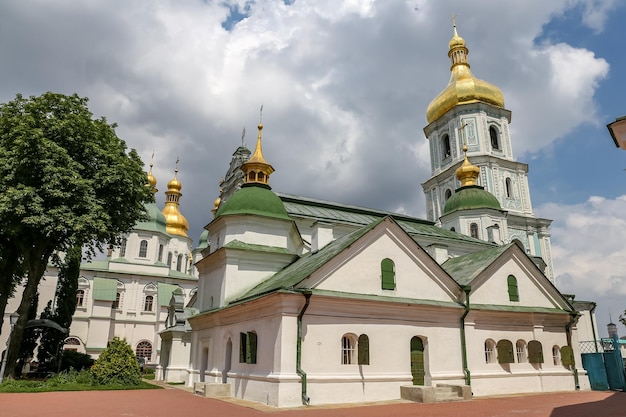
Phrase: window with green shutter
[
  {"left": 560, "top": 346, "right": 575, "bottom": 367},
  {"left": 240, "top": 331, "right": 257, "bottom": 364},
  {"left": 381, "top": 258, "right": 395, "bottom": 290},
  {"left": 507, "top": 275, "right": 519, "bottom": 302},
  {"left": 528, "top": 340, "right": 544, "bottom": 364},
  {"left": 358, "top": 334, "right": 369, "bottom": 365},
  {"left": 496, "top": 339, "right": 515, "bottom": 364},
  {"left": 247, "top": 332, "right": 257, "bottom": 364}
]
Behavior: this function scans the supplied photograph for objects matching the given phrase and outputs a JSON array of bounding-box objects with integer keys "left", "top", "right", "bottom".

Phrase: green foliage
[
  {"left": 60, "top": 350, "right": 94, "bottom": 373},
  {"left": 0, "top": 369, "right": 160, "bottom": 393},
  {"left": 90, "top": 337, "right": 141, "bottom": 385},
  {"left": 38, "top": 245, "right": 81, "bottom": 367},
  {"left": 0, "top": 92, "right": 153, "bottom": 378}
]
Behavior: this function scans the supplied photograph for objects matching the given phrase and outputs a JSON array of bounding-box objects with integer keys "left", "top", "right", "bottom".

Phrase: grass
[{"left": 0, "top": 370, "right": 162, "bottom": 393}]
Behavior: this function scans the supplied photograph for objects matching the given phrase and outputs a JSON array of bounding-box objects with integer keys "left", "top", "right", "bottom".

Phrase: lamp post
[
  {"left": 0, "top": 311, "right": 20, "bottom": 384},
  {"left": 607, "top": 116, "right": 626, "bottom": 150}
]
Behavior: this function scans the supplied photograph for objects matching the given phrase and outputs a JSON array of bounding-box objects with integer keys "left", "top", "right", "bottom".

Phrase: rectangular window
[{"left": 239, "top": 332, "right": 257, "bottom": 364}]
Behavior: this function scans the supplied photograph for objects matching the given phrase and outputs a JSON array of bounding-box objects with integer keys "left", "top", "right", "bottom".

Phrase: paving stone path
[{"left": 1, "top": 388, "right": 623, "bottom": 417}]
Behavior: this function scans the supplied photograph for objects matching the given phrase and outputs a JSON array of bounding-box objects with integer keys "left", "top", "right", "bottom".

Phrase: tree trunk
[{"left": 4, "top": 249, "right": 50, "bottom": 379}]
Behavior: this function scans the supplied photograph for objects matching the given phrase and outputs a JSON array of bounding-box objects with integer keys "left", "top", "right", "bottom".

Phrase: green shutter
[
  {"left": 358, "top": 334, "right": 370, "bottom": 365},
  {"left": 247, "top": 332, "right": 257, "bottom": 364},
  {"left": 560, "top": 346, "right": 575, "bottom": 367},
  {"left": 239, "top": 333, "right": 247, "bottom": 363},
  {"left": 528, "top": 340, "right": 544, "bottom": 363},
  {"left": 507, "top": 275, "right": 519, "bottom": 302},
  {"left": 92, "top": 278, "right": 118, "bottom": 301},
  {"left": 497, "top": 340, "right": 515, "bottom": 364},
  {"left": 381, "top": 258, "right": 395, "bottom": 290}
]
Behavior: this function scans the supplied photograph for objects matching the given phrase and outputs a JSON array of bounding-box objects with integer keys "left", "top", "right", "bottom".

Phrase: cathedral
[
  {"left": 1, "top": 25, "right": 597, "bottom": 406},
  {"left": 157, "top": 25, "right": 593, "bottom": 406}
]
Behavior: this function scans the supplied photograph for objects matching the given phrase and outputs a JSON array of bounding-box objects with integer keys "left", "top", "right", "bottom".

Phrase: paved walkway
[{"left": 1, "top": 388, "right": 624, "bottom": 417}]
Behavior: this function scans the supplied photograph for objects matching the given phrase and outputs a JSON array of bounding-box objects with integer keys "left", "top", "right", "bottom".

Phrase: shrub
[
  {"left": 90, "top": 337, "right": 141, "bottom": 385},
  {"left": 61, "top": 350, "right": 94, "bottom": 372}
]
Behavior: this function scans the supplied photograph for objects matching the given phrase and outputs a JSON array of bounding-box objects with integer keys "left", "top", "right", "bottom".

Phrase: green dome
[
  {"left": 197, "top": 230, "right": 209, "bottom": 249},
  {"left": 215, "top": 185, "right": 291, "bottom": 220},
  {"left": 135, "top": 202, "right": 168, "bottom": 234},
  {"left": 443, "top": 185, "right": 501, "bottom": 215}
]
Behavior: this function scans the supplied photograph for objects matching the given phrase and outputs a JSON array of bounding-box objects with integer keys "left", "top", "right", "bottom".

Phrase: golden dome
[
  {"left": 241, "top": 122, "right": 275, "bottom": 187},
  {"left": 162, "top": 161, "right": 189, "bottom": 237},
  {"left": 455, "top": 145, "right": 480, "bottom": 187},
  {"left": 212, "top": 188, "right": 222, "bottom": 217},
  {"left": 426, "top": 24, "right": 504, "bottom": 124},
  {"left": 147, "top": 159, "right": 158, "bottom": 194}
]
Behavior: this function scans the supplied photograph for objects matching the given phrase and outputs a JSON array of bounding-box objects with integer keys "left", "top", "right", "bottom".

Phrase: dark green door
[{"left": 410, "top": 336, "right": 425, "bottom": 385}]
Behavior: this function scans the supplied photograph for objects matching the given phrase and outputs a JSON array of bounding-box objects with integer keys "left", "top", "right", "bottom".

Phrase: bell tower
[{"left": 421, "top": 21, "right": 554, "bottom": 280}]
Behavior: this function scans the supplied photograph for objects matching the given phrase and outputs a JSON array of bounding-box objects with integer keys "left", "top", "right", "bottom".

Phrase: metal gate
[{"left": 580, "top": 336, "right": 625, "bottom": 391}]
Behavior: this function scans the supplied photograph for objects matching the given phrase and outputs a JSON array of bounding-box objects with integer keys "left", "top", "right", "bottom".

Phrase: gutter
[
  {"left": 460, "top": 286, "right": 471, "bottom": 387},
  {"left": 589, "top": 303, "right": 598, "bottom": 353},
  {"left": 566, "top": 313, "right": 580, "bottom": 389},
  {"left": 296, "top": 290, "right": 312, "bottom": 405}
]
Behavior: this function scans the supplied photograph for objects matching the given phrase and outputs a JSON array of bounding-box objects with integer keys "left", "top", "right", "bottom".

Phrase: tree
[
  {"left": 0, "top": 92, "right": 152, "bottom": 379},
  {"left": 37, "top": 244, "right": 81, "bottom": 370},
  {"left": 90, "top": 337, "right": 141, "bottom": 385}
]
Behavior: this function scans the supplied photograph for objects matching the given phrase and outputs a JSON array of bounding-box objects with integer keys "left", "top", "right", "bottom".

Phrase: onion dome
[
  {"left": 137, "top": 163, "right": 168, "bottom": 234},
  {"left": 215, "top": 185, "right": 291, "bottom": 220},
  {"left": 443, "top": 145, "right": 501, "bottom": 215},
  {"left": 240, "top": 123, "right": 275, "bottom": 187},
  {"left": 215, "top": 119, "right": 289, "bottom": 220},
  {"left": 426, "top": 22, "right": 505, "bottom": 124},
  {"left": 196, "top": 230, "right": 209, "bottom": 250},
  {"left": 161, "top": 160, "right": 190, "bottom": 237}
]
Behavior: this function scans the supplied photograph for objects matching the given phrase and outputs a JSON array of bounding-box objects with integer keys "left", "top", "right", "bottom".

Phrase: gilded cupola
[
  {"left": 426, "top": 21, "right": 505, "bottom": 124},
  {"left": 240, "top": 122, "right": 275, "bottom": 187},
  {"left": 161, "top": 160, "right": 190, "bottom": 237}
]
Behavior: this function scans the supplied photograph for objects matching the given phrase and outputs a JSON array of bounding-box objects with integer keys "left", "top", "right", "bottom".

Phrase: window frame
[
  {"left": 489, "top": 125, "right": 500, "bottom": 150},
  {"left": 135, "top": 340, "right": 153, "bottom": 362},
  {"left": 358, "top": 334, "right": 370, "bottom": 365},
  {"left": 441, "top": 134, "right": 451, "bottom": 159},
  {"left": 381, "top": 258, "right": 396, "bottom": 290},
  {"left": 516, "top": 340, "right": 527, "bottom": 363},
  {"left": 239, "top": 331, "right": 258, "bottom": 364},
  {"left": 485, "top": 339, "right": 496, "bottom": 364},
  {"left": 143, "top": 294, "right": 154, "bottom": 312},
  {"left": 341, "top": 334, "right": 357, "bottom": 365},
  {"left": 470, "top": 222, "right": 479, "bottom": 239},
  {"left": 119, "top": 238, "right": 127, "bottom": 258},
  {"left": 76, "top": 289, "right": 85, "bottom": 307},
  {"left": 507, "top": 275, "right": 519, "bottom": 302},
  {"left": 138, "top": 240, "right": 148, "bottom": 258}
]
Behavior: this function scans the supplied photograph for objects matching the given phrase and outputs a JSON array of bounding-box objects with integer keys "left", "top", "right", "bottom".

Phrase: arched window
[
  {"left": 485, "top": 339, "right": 496, "bottom": 363},
  {"left": 136, "top": 341, "right": 153, "bottom": 362},
  {"left": 450, "top": 227, "right": 456, "bottom": 232},
  {"left": 176, "top": 254, "right": 183, "bottom": 272},
  {"left": 139, "top": 240, "right": 148, "bottom": 257},
  {"left": 143, "top": 295, "right": 154, "bottom": 312},
  {"left": 470, "top": 223, "right": 479, "bottom": 239},
  {"left": 119, "top": 238, "right": 127, "bottom": 258},
  {"left": 496, "top": 339, "right": 514, "bottom": 364},
  {"left": 528, "top": 340, "right": 544, "bottom": 364},
  {"left": 341, "top": 334, "right": 356, "bottom": 365},
  {"left": 358, "top": 334, "right": 370, "bottom": 365},
  {"left": 516, "top": 340, "right": 527, "bottom": 363},
  {"left": 381, "top": 258, "right": 395, "bottom": 290},
  {"left": 444, "top": 189, "right": 452, "bottom": 201},
  {"left": 505, "top": 177, "right": 513, "bottom": 198},
  {"left": 552, "top": 345, "right": 561, "bottom": 366},
  {"left": 442, "top": 134, "right": 451, "bottom": 159},
  {"left": 76, "top": 289, "right": 85, "bottom": 307},
  {"left": 158, "top": 244, "right": 164, "bottom": 262},
  {"left": 248, "top": 172, "right": 256, "bottom": 182},
  {"left": 112, "top": 292, "right": 121, "bottom": 310},
  {"left": 258, "top": 172, "right": 265, "bottom": 182},
  {"left": 507, "top": 275, "right": 519, "bottom": 302},
  {"left": 64, "top": 337, "right": 81, "bottom": 346},
  {"left": 490, "top": 126, "right": 499, "bottom": 150},
  {"left": 167, "top": 252, "right": 173, "bottom": 268}
]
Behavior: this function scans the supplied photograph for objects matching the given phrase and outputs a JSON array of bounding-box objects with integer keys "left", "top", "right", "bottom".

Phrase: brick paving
[{"left": 0, "top": 388, "right": 623, "bottom": 417}]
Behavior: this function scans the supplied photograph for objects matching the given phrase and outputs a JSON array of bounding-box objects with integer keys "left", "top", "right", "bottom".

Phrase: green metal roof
[
  {"left": 158, "top": 282, "right": 181, "bottom": 306},
  {"left": 278, "top": 193, "right": 493, "bottom": 247},
  {"left": 472, "top": 304, "right": 571, "bottom": 314},
  {"left": 223, "top": 239, "right": 296, "bottom": 255},
  {"left": 443, "top": 185, "right": 502, "bottom": 215},
  {"left": 92, "top": 277, "right": 118, "bottom": 301},
  {"left": 235, "top": 218, "right": 384, "bottom": 301},
  {"left": 216, "top": 185, "right": 291, "bottom": 220},
  {"left": 442, "top": 242, "right": 514, "bottom": 286},
  {"left": 135, "top": 202, "right": 168, "bottom": 234}
]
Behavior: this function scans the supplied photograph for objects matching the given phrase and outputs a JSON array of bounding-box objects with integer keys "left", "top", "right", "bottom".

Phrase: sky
[{"left": 0, "top": 0, "right": 624, "bottom": 337}]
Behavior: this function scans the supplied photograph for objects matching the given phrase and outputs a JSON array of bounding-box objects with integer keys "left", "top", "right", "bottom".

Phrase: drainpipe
[
  {"left": 296, "top": 290, "right": 312, "bottom": 405},
  {"left": 460, "top": 286, "right": 471, "bottom": 386},
  {"left": 566, "top": 313, "right": 580, "bottom": 389},
  {"left": 588, "top": 303, "right": 598, "bottom": 353}
]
